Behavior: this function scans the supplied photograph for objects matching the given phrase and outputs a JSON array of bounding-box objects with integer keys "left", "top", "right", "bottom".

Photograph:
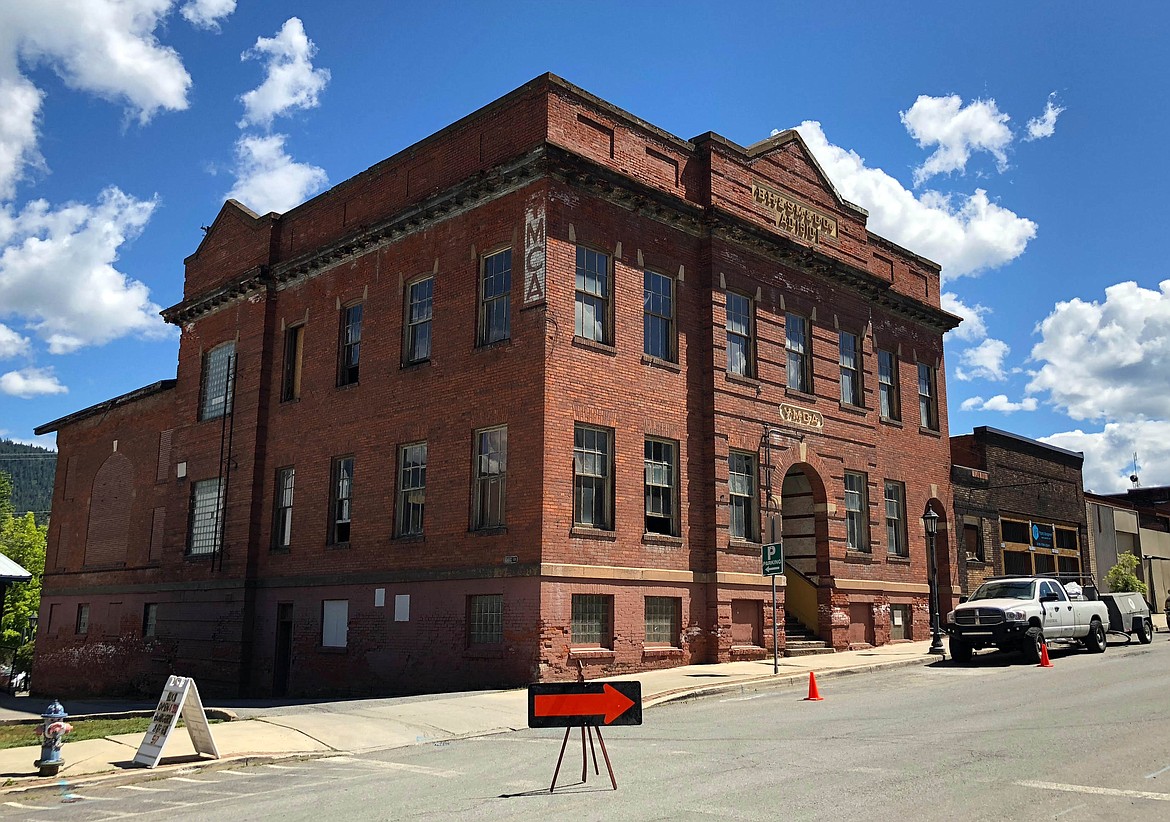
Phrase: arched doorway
[{"left": 780, "top": 463, "right": 829, "bottom": 640}]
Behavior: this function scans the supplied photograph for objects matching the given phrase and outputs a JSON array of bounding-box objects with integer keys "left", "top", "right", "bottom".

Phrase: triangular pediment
[
  {"left": 185, "top": 199, "right": 269, "bottom": 263},
  {"left": 743, "top": 130, "right": 866, "bottom": 218}
]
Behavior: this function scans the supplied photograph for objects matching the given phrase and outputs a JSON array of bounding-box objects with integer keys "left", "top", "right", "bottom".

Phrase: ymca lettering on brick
[
  {"left": 524, "top": 203, "right": 546, "bottom": 305},
  {"left": 778, "top": 403, "right": 824, "bottom": 430}
]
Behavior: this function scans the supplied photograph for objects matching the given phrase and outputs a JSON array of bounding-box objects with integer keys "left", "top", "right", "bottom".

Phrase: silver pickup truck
[{"left": 945, "top": 576, "right": 1110, "bottom": 664}]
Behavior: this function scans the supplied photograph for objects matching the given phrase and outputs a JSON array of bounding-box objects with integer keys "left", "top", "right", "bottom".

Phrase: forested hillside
[{"left": 0, "top": 440, "right": 57, "bottom": 521}]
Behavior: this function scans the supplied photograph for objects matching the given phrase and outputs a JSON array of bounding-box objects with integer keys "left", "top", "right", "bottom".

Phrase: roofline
[
  {"left": 969, "top": 426, "right": 1085, "bottom": 464},
  {"left": 35, "top": 379, "right": 177, "bottom": 435}
]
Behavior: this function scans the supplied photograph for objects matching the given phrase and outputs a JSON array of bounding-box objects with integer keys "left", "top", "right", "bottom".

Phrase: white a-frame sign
[{"left": 133, "top": 675, "right": 220, "bottom": 768}]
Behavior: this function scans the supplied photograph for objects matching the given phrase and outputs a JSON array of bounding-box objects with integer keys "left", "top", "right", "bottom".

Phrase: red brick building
[{"left": 32, "top": 75, "right": 958, "bottom": 698}]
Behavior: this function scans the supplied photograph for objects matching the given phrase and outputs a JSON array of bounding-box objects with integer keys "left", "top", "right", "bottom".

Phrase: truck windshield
[{"left": 970, "top": 580, "right": 1035, "bottom": 601}]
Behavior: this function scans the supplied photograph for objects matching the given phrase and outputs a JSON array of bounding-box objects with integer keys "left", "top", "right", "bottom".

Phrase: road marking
[
  {"left": 167, "top": 776, "right": 218, "bottom": 784},
  {"left": 1147, "top": 764, "right": 1170, "bottom": 779},
  {"left": 261, "top": 763, "right": 302, "bottom": 770},
  {"left": 118, "top": 785, "right": 170, "bottom": 792},
  {"left": 220, "top": 769, "right": 261, "bottom": 777},
  {"left": 67, "top": 794, "right": 116, "bottom": 801},
  {"left": 1018, "top": 780, "right": 1170, "bottom": 801},
  {"left": 351, "top": 760, "right": 460, "bottom": 777},
  {"left": 4, "top": 801, "right": 50, "bottom": 810},
  {"left": 719, "top": 694, "right": 767, "bottom": 702},
  {"left": 1053, "top": 804, "right": 1087, "bottom": 818}
]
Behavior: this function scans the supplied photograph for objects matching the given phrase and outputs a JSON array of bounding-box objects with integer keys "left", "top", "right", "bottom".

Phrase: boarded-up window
[
  {"left": 156, "top": 429, "right": 173, "bottom": 483},
  {"left": 84, "top": 452, "right": 133, "bottom": 566},
  {"left": 149, "top": 507, "right": 166, "bottom": 561},
  {"left": 731, "top": 600, "right": 762, "bottom": 646}
]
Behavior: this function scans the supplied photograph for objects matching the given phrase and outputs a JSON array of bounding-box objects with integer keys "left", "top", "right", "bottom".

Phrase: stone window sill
[
  {"left": 642, "top": 354, "right": 681, "bottom": 373},
  {"left": 572, "top": 336, "right": 617, "bottom": 356},
  {"left": 642, "top": 646, "right": 683, "bottom": 657},
  {"left": 570, "top": 526, "right": 617, "bottom": 541},
  {"left": 642, "top": 532, "right": 683, "bottom": 547},
  {"left": 569, "top": 648, "right": 615, "bottom": 661}
]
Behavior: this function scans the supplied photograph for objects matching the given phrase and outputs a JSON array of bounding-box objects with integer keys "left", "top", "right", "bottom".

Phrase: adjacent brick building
[
  {"left": 950, "top": 426, "right": 1090, "bottom": 596},
  {"left": 33, "top": 74, "right": 959, "bottom": 698}
]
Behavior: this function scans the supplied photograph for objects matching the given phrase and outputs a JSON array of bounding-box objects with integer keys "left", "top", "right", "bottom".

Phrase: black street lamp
[{"left": 922, "top": 507, "right": 946, "bottom": 657}]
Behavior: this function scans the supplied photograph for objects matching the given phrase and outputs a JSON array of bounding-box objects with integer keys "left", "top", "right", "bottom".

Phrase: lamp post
[{"left": 922, "top": 507, "right": 946, "bottom": 656}]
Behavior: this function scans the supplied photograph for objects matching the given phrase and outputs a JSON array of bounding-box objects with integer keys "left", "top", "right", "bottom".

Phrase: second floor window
[
  {"left": 479, "top": 249, "right": 511, "bottom": 345},
  {"left": 839, "top": 331, "right": 861, "bottom": 406},
  {"left": 473, "top": 426, "right": 507, "bottom": 530},
  {"left": 188, "top": 477, "right": 224, "bottom": 556},
  {"left": 878, "top": 349, "right": 900, "bottom": 420},
  {"left": 725, "top": 291, "right": 753, "bottom": 376},
  {"left": 728, "top": 451, "right": 756, "bottom": 541},
  {"left": 281, "top": 324, "right": 304, "bottom": 402},
  {"left": 644, "top": 438, "right": 678, "bottom": 536},
  {"left": 573, "top": 424, "right": 612, "bottom": 530},
  {"left": 397, "top": 442, "right": 427, "bottom": 536},
  {"left": 273, "top": 466, "right": 294, "bottom": 550},
  {"left": 885, "top": 480, "right": 907, "bottom": 556},
  {"left": 844, "top": 471, "right": 868, "bottom": 552},
  {"left": 644, "top": 270, "right": 675, "bottom": 361},
  {"left": 575, "top": 247, "right": 611, "bottom": 343},
  {"left": 918, "top": 362, "right": 939, "bottom": 430},
  {"left": 330, "top": 457, "right": 354, "bottom": 544},
  {"left": 199, "top": 342, "right": 235, "bottom": 420},
  {"left": 406, "top": 278, "right": 433, "bottom": 363},
  {"left": 338, "top": 304, "right": 362, "bottom": 386},
  {"left": 786, "top": 313, "right": 812, "bottom": 393}
]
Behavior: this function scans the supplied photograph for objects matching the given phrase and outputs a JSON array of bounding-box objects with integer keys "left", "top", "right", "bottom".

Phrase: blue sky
[{"left": 1, "top": 1, "right": 1168, "bottom": 493}]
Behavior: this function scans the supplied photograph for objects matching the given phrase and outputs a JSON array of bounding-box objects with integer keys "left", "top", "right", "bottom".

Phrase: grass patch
[{"left": 0, "top": 717, "right": 221, "bottom": 749}]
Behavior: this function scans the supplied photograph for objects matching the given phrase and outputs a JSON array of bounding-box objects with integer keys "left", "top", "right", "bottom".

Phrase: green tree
[
  {"left": 1105, "top": 551, "right": 1147, "bottom": 596},
  {"left": 0, "top": 474, "right": 46, "bottom": 675}
]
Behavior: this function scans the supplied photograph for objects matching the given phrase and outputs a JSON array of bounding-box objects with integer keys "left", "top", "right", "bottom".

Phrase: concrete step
[{"left": 784, "top": 646, "right": 837, "bottom": 657}]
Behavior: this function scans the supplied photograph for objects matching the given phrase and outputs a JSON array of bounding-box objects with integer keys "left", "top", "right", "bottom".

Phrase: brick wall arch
[{"left": 84, "top": 452, "right": 134, "bottom": 567}]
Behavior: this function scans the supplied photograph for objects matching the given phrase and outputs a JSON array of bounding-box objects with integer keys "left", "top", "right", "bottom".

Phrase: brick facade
[{"left": 33, "top": 74, "right": 958, "bottom": 698}]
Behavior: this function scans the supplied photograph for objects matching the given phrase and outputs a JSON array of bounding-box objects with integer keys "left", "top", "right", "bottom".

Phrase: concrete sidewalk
[{"left": 0, "top": 639, "right": 939, "bottom": 795}]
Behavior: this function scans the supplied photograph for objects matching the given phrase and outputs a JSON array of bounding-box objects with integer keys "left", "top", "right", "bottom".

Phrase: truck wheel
[
  {"left": 949, "top": 636, "right": 973, "bottom": 663},
  {"left": 1137, "top": 618, "right": 1153, "bottom": 645},
  {"left": 1024, "top": 627, "right": 1045, "bottom": 663},
  {"left": 1086, "top": 619, "right": 1107, "bottom": 653}
]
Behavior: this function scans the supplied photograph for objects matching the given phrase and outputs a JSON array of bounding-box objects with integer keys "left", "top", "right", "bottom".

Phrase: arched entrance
[{"left": 780, "top": 463, "right": 829, "bottom": 642}]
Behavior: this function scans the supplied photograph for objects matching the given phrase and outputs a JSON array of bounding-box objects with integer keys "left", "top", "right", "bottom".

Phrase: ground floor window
[
  {"left": 644, "top": 596, "right": 680, "bottom": 646},
  {"left": 468, "top": 594, "right": 503, "bottom": 645},
  {"left": 571, "top": 594, "right": 612, "bottom": 647},
  {"left": 322, "top": 599, "right": 348, "bottom": 648}
]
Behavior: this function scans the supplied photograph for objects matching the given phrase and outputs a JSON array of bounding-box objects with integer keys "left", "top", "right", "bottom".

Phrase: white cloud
[
  {"left": 1025, "top": 93, "right": 1065, "bottom": 141},
  {"left": 180, "top": 0, "right": 235, "bottom": 30},
  {"left": 955, "top": 338, "right": 1010, "bottom": 382},
  {"left": 959, "top": 394, "right": 1038, "bottom": 413},
  {"left": 795, "top": 121, "right": 1037, "bottom": 280},
  {"left": 238, "top": 17, "right": 330, "bottom": 129},
  {"left": 0, "top": 0, "right": 194, "bottom": 197},
  {"left": 226, "top": 134, "right": 327, "bottom": 215},
  {"left": 0, "top": 187, "right": 170, "bottom": 353},
  {"left": 941, "top": 291, "right": 988, "bottom": 342},
  {"left": 1028, "top": 280, "right": 1170, "bottom": 422},
  {"left": 0, "top": 323, "right": 29, "bottom": 358},
  {"left": 1041, "top": 421, "right": 1170, "bottom": 494},
  {"left": 0, "top": 366, "right": 67, "bottom": 398},
  {"left": 900, "top": 95, "right": 1012, "bottom": 185}
]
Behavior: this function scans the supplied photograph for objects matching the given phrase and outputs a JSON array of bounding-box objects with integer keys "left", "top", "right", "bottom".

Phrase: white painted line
[
  {"left": 4, "top": 801, "right": 50, "bottom": 810},
  {"left": 1147, "top": 764, "right": 1170, "bottom": 779},
  {"left": 68, "top": 794, "right": 117, "bottom": 801},
  {"left": 352, "top": 760, "right": 460, "bottom": 777},
  {"left": 1053, "top": 804, "right": 1087, "bottom": 819},
  {"left": 1018, "top": 779, "right": 1170, "bottom": 801},
  {"left": 220, "top": 769, "right": 261, "bottom": 777},
  {"left": 719, "top": 694, "right": 767, "bottom": 702},
  {"left": 167, "top": 776, "right": 219, "bottom": 783},
  {"left": 261, "top": 763, "right": 302, "bottom": 770},
  {"left": 118, "top": 785, "right": 170, "bottom": 792}
]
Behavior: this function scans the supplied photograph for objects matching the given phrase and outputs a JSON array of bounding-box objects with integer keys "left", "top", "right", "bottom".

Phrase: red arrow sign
[{"left": 533, "top": 683, "right": 635, "bottom": 725}]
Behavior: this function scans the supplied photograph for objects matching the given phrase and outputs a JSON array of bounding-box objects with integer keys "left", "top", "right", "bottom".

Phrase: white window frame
[
  {"left": 918, "top": 362, "right": 939, "bottom": 430},
  {"left": 839, "top": 331, "right": 862, "bottom": 406},
  {"left": 885, "top": 480, "right": 908, "bottom": 557},
  {"left": 573, "top": 425, "right": 613, "bottom": 530},
  {"left": 878, "top": 348, "right": 900, "bottom": 421},
  {"left": 728, "top": 450, "right": 757, "bottom": 541},
  {"left": 574, "top": 246, "right": 611, "bottom": 343},
  {"left": 479, "top": 248, "right": 511, "bottom": 345},
  {"left": 844, "top": 470, "right": 869, "bottom": 552},
  {"left": 330, "top": 457, "right": 353, "bottom": 545},
  {"left": 274, "top": 466, "right": 294, "bottom": 550},
  {"left": 397, "top": 442, "right": 427, "bottom": 537},
  {"left": 405, "top": 277, "right": 433, "bottom": 363},
  {"left": 473, "top": 426, "right": 507, "bottom": 530},
  {"left": 338, "top": 303, "right": 362, "bottom": 387},
  {"left": 786, "top": 313, "right": 812, "bottom": 392},
  {"left": 644, "top": 437, "right": 679, "bottom": 537},
  {"left": 725, "top": 291, "right": 754, "bottom": 377},
  {"left": 644, "top": 270, "right": 675, "bottom": 362}
]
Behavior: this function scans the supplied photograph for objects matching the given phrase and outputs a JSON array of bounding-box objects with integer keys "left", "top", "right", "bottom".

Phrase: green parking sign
[{"left": 762, "top": 543, "right": 784, "bottom": 576}]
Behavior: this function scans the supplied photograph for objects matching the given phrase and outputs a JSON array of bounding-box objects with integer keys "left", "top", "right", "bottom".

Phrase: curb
[{"left": 0, "top": 708, "right": 239, "bottom": 727}]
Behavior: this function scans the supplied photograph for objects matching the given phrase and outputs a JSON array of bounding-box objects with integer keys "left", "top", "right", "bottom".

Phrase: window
[
  {"left": 878, "top": 349, "right": 900, "bottom": 421},
  {"left": 1000, "top": 519, "right": 1030, "bottom": 544},
  {"left": 571, "top": 594, "right": 612, "bottom": 647},
  {"left": 918, "top": 362, "right": 939, "bottom": 430},
  {"left": 322, "top": 599, "right": 348, "bottom": 648},
  {"left": 199, "top": 343, "right": 235, "bottom": 420},
  {"left": 188, "top": 478, "right": 224, "bottom": 556},
  {"left": 644, "top": 596, "right": 681, "bottom": 646},
  {"left": 478, "top": 249, "right": 511, "bottom": 345},
  {"left": 281, "top": 324, "right": 304, "bottom": 402},
  {"left": 273, "top": 467, "right": 294, "bottom": 550},
  {"left": 728, "top": 451, "right": 757, "bottom": 541},
  {"left": 76, "top": 604, "right": 89, "bottom": 635},
  {"left": 472, "top": 426, "right": 507, "bottom": 530},
  {"left": 573, "top": 425, "right": 613, "bottom": 529},
  {"left": 644, "top": 270, "right": 675, "bottom": 361},
  {"left": 397, "top": 443, "right": 426, "bottom": 537},
  {"left": 468, "top": 594, "right": 503, "bottom": 645},
  {"left": 786, "top": 313, "right": 812, "bottom": 392},
  {"left": 338, "top": 304, "right": 362, "bottom": 386},
  {"left": 725, "top": 291, "right": 753, "bottom": 377},
  {"left": 885, "top": 481, "right": 907, "bottom": 556},
  {"left": 845, "top": 471, "right": 869, "bottom": 552},
  {"left": 575, "top": 247, "right": 611, "bottom": 343},
  {"left": 839, "top": 331, "right": 861, "bottom": 406},
  {"left": 143, "top": 603, "right": 158, "bottom": 638},
  {"left": 405, "top": 278, "right": 433, "bottom": 363},
  {"left": 964, "top": 523, "right": 984, "bottom": 562},
  {"left": 644, "top": 438, "right": 678, "bottom": 536},
  {"left": 330, "top": 457, "right": 354, "bottom": 544},
  {"left": 1056, "top": 527, "right": 1079, "bottom": 551}
]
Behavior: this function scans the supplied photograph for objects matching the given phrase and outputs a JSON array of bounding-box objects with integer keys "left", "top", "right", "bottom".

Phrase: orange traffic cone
[
  {"left": 1038, "top": 640, "right": 1053, "bottom": 668},
  {"left": 803, "top": 671, "right": 824, "bottom": 701}
]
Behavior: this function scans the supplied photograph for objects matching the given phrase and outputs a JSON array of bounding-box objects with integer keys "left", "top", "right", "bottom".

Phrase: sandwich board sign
[{"left": 133, "top": 675, "right": 220, "bottom": 768}]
